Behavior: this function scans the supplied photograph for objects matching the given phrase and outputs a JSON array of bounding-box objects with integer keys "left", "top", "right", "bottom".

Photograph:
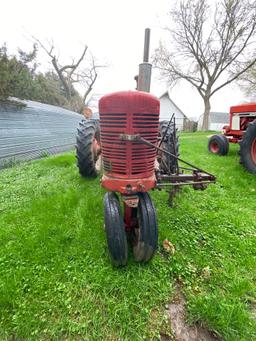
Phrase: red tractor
[
  {"left": 76, "top": 29, "right": 216, "bottom": 266},
  {"left": 208, "top": 103, "right": 256, "bottom": 174}
]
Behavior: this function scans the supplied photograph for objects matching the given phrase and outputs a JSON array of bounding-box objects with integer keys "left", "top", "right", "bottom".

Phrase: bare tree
[
  {"left": 33, "top": 37, "right": 103, "bottom": 112},
  {"left": 154, "top": 0, "right": 256, "bottom": 130},
  {"left": 241, "top": 66, "right": 256, "bottom": 100},
  {"left": 86, "top": 93, "right": 103, "bottom": 112},
  {"left": 79, "top": 54, "right": 100, "bottom": 106}
]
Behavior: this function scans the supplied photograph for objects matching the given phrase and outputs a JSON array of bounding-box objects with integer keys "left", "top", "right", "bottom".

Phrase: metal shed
[{"left": 0, "top": 99, "right": 82, "bottom": 169}]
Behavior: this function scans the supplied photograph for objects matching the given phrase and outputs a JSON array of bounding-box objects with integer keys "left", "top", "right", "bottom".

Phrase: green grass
[{"left": 0, "top": 132, "right": 255, "bottom": 340}]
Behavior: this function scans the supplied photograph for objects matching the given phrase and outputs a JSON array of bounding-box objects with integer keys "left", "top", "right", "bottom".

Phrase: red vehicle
[
  {"left": 208, "top": 102, "right": 256, "bottom": 174},
  {"left": 75, "top": 29, "right": 216, "bottom": 266},
  {"left": 76, "top": 90, "right": 215, "bottom": 266}
]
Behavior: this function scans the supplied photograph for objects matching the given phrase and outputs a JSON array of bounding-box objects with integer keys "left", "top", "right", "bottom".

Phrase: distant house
[
  {"left": 159, "top": 90, "right": 188, "bottom": 131},
  {"left": 198, "top": 112, "right": 229, "bottom": 131}
]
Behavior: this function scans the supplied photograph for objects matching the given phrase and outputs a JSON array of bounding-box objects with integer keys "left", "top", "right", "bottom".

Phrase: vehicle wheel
[
  {"left": 103, "top": 192, "right": 128, "bottom": 266},
  {"left": 133, "top": 192, "right": 158, "bottom": 262},
  {"left": 158, "top": 120, "right": 179, "bottom": 173},
  {"left": 240, "top": 120, "right": 256, "bottom": 174},
  {"left": 76, "top": 119, "right": 101, "bottom": 177},
  {"left": 208, "top": 134, "right": 229, "bottom": 155}
]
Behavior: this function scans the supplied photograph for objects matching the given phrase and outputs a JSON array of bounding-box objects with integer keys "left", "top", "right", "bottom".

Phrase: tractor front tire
[
  {"left": 158, "top": 120, "right": 179, "bottom": 173},
  {"left": 103, "top": 192, "right": 128, "bottom": 267},
  {"left": 208, "top": 134, "right": 229, "bottom": 156},
  {"left": 133, "top": 192, "right": 158, "bottom": 262},
  {"left": 240, "top": 120, "right": 256, "bottom": 174},
  {"left": 76, "top": 119, "right": 100, "bottom": 177}
]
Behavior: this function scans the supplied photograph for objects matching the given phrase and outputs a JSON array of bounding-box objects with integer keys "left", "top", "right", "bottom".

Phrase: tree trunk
[
  {"left": 51, "top": 57, "right": 71, "bottom": 101},
  {"left": 201, "top": 96, "right": 211, "bottom": 131}
]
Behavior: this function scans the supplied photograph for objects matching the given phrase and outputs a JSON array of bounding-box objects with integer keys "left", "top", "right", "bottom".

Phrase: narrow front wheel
[
  {"left": 103, "top": 192, "right": 128, "bottom": 266},
  {"left": 133, "top": 193, "right": 158, "bottom": 262}
]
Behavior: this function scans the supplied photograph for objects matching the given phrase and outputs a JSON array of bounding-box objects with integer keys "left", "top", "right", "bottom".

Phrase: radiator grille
[
  {"left": 100, "top": 112, "right": 125, "bottom": 175},
  {"left": 100, "top": 111, "right": 159, "bottom": 177}
]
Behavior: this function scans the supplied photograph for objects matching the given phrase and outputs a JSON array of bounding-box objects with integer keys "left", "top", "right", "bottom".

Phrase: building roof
[
  {"left": 159, "top": 90, "right": 188, "bottom": 119},
  {"left": 209, "top": 112, "right": 229, "bottom": 124},
  {"left": 7, "top": 97, "right": 81, "bottom": 117}
]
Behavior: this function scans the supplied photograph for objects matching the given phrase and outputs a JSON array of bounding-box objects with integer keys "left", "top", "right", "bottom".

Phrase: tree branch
[{"left": 154, "top": 0, "right": 256, "bottom": 130}]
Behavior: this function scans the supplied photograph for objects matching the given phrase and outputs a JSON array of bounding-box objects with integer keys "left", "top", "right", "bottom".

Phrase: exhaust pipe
[{"left": 137, "top": 28, "right": 152, "bottom": 92}]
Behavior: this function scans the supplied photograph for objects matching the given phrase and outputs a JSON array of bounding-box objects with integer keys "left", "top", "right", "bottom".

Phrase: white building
[
  {"left": 198, "top": 112, "right": 229, "bottom": 131},
  {"left": 159, "top": 90, "right": 188, "bottom": 130}
]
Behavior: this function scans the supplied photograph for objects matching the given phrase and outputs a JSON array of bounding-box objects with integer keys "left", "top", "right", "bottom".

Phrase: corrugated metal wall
[{"left": 0, "top": 99, "right": 82, "bottom": 169}]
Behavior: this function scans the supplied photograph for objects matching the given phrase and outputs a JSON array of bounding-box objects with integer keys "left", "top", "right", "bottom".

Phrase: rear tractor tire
[
  {"left": 158, "top": 120, "right": 179, "bottom": 174},
  {"left": 103, "top": 192, "right": 128, "bottom": 267},
  {"left": 208, "top": 134, "right": 229, "bottom": 156},
  {"left": 240, "top": 120, "right": 256, "bottom": 174},
  {"left": 76, "top": 119, "right": 101, "bottom": 177}
]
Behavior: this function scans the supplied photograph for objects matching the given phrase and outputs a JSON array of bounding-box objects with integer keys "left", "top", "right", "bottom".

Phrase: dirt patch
[{"left": 162, "top": 290, "right": 219, "bottom": 341}]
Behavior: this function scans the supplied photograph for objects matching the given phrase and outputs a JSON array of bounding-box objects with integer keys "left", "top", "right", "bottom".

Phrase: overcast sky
[{"left": 1, "top": 0, "right": 247, "bottom": 118}]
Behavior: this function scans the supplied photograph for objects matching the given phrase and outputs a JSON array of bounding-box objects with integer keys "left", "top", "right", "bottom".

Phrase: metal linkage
[
  {"left": 135, "top": 134, "right": 216, "bottom": 194},
  {"left": 156, "top": 173, "right": 215, "bottom": 188},
  {"left": 138, "top": 136, "right": 215, "bottom": 179}
]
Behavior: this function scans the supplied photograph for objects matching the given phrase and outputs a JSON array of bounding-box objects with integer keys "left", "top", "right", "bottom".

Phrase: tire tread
[{"left": 76, "top": 119, "right": 100, "bottom": 177}]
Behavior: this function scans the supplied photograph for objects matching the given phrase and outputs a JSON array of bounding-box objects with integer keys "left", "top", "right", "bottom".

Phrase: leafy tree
[
  {"left": 0, "top": 44, "right": 37, "bottom": 101},
  {"left": 154, "top": 0, "right": 256, "bottom": 130},
  {"left": 32, "top": 72, "right": 70, "bottom": 107},
  {"left": 0, "top": 44, "right": 11, "bottom": 100}
]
